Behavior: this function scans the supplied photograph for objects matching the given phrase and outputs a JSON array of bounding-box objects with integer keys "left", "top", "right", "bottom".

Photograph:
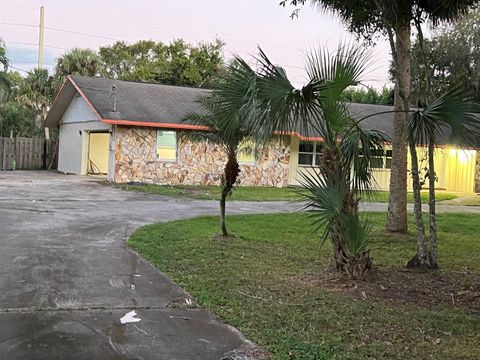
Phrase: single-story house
[{"left": 45, "top": 75, "right": 480, "bottom": 193}]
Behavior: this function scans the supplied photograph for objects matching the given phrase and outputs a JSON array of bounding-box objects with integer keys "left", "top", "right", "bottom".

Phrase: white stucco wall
[{"left": 58, "top": 95, "right": 110, "bottom": 175}]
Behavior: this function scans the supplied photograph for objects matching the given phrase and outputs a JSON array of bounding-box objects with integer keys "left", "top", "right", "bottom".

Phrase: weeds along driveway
[{"left": 0, "top": 171, "right": 293, "bottom": 360}]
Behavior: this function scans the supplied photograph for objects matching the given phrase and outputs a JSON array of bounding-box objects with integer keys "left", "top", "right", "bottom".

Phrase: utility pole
[{"left": 37, "top": 6, "right": 45, "bottom": 69}]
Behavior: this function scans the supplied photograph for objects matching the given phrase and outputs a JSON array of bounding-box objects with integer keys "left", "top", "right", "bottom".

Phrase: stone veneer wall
[
  {"left": 475, "top": 151, "right": 480, "bottom": 193},
  {"left": 114, "top": 126, "right": 291, "bottom": 187}
]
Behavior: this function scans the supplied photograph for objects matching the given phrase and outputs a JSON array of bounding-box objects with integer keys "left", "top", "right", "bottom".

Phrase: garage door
[{"left": 88, "top": 133, "right": 110, "bottom": 175}]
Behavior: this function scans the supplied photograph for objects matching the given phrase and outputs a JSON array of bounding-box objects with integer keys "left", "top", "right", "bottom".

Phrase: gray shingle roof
[
  {"left": 45, "top": 76, "right": 477, "bottom": 147},
  {"left": 71, "top": 75, "right": 210, "bottom": 123}
]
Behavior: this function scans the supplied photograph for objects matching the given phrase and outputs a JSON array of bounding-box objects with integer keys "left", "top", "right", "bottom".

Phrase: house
[{"left": 45, "top": 75, "right": 480, "bottom": 193}]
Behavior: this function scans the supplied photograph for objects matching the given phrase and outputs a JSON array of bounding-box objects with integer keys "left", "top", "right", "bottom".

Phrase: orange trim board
[
  {"left": 98, "top": 119, "right": 478, "bottom": 148},
  {"left": 101, "top": 119, "right": 209, "bottom": 130},
  {"left": 273, "top": 131, "right": 324, "bottom": 142},
  {"left": 101, "top": 121, "right": 326, "bottom": 141}
]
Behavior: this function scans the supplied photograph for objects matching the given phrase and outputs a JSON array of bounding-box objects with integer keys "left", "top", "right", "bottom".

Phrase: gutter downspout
[{"left": 108, "top": 124, "right": 117, "bottom": 182}]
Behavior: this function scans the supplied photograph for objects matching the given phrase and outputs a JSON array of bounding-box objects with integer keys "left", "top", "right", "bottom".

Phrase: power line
[
  {"left": 0, "top": 21, "right": 305, "bottom": 71},
  {"left": 0, "top": 16, "right": 305, "bottom": 57},
  {"left": 44, "top": 9, "right": 305, "bottom": 55},
  {"left": 8, "top": 64, "right": 29, "bottom": 73},
  {"left": 44, "top": 26, "right": 122, "bottom": 42},
  {"left": 0, "top": 21, "right": 37, "bottom": 29},
  {"left": 4, "top": 40, "right": 68, "bottom": 51},
  {"left": 0, "top": 11, "right": 307, "bottom": 73},
  {"left": 0, "top": 2, "right": 37, "bottom": 10}
]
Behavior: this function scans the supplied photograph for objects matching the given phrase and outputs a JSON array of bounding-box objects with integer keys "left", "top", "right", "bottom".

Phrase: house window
[
  {"left": 237, "top": 139, "right": 256, "bottom": 165},
  {"left": 298, "top": 141, "right": 323, "bottom": 166},
  {"left": 156, "top": 130, "right": 177, "bottom": 161},
  {"left": 362, "top": 148, "right": 392, "bottom": 169}
]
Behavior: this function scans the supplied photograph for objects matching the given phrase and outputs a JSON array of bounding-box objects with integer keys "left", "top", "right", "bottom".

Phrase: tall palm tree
[
  {"left": 185, "top": 70, "right": 258, "bottom": 237},
  {"left": 405, "top": 89, "right": 480, "bottom": 269},
  {"left": 282, "top": 0, "right": 477, "bottom": 234}
]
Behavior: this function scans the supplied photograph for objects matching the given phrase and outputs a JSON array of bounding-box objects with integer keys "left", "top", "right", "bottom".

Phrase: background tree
[
  {"left": 17, "top": 69, "right": 54, "bottom": 126},
  {"left": 53, "top": 48, "right": 103, "bottom": 91},
  {"left": 99, "top": 40, "right": 161, "bottom": 81},
  {"left": 0, "top": 99, "right": 37, "bottom": 137},
  {"left": 410, "top": 9, "right": 480, "bottom": 106},
  {"left": 341, "top": 86, "right": 393, "bottom": 105},
  {"left": 281, "top": 0, "right": 476, "bottom": 234},
  {"left": 0, "top": 40, "right": 10, "bottom": 103},
  {"left": 0, "top": 45, "right": 38, "bottom": 138},
  {"left": 99, "top": 39, "right": 225, "bottom": 87}
]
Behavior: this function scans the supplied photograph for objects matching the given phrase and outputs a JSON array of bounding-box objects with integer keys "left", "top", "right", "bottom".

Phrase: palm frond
[
  {"left": 298, "top": 167, "right": 345, "bottom": 244},
  {"left": 211, "top": 57, "right": 259, "bottom": 141},
  {"left": 254, "top": 47, "right": 326, "bottom": 143},
  {"left": 406, "top": 87, "right": 480, "bottom": 148},
  {"left": 341, "top": 125, "right": 388, "bottom": 193},
  {"left": 342, "top": 213, "right": 371, "bottom": 256},
  {"left": 305, "top": 44, "right": 371, "bottom": 104}
]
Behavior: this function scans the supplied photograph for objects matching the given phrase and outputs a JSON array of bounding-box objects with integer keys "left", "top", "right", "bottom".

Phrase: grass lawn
[
  {"left": 129, "top": 212, "right": 480, "bottom": 359},
  {"left": 122, "top": 183, "right": 458, "bottom": 203}
]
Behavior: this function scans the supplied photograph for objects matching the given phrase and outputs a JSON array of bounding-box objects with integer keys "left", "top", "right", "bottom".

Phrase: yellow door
[{"left": 88, "top": 133, "right": 110, "bottom": 174}]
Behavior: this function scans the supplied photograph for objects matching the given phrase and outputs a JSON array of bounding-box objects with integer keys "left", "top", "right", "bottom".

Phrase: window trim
[
  {"left": 360, "top": 148, "right": 392, "bottom": 170},
  {"left": 298, "top": 141, "right": 322, "bottom": 167},
  {"left": 237, "top": 140, "right": 256, "bottom": 166},
  {"left": 238, "top": 157, "right": 256, "bottom": 166},
  {"left": 155, "top": 130, "right": 178, "bottom": 162}
]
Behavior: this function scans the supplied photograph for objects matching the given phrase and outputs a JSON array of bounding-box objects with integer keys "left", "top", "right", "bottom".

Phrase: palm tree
[
  {"left": 0, "top": 40, "right": 11, "bottom": 103},
  {"left": 211, "top": 45, "right": 386, "bottom": 278},
  {"left": 53, "top": 48, "right": 103, "bottom": 91},
  {"left": 185, "top": 67, "right": 258, "bottom": 237},
  {"left": 405, "top": 89, "right": 480, "bottom": 269},
  {"left": 17, "top": 69, "right": 54, "bottom": 126},
  {"left": 282, "top": 0, "right": 476, "bottom": 234}
]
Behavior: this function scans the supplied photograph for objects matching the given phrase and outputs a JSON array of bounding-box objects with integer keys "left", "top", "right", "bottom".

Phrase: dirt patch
[
  {"left": 296, "top": 267, "right": 480, "bottom": 315},
  {"left": 212, "top": 233, "right": 238, "bottom": 242}
]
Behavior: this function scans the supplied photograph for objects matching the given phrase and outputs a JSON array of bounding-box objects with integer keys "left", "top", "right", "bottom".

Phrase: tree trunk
[
  {"left": 407, "top": 140, "right": 428, "bottom": 269},
  {"left": 387, "top": 24, "right": 411, "bottom": 233},
  {"left": 220, "top": 187, "right": 228, "bottom": 237},
  {"left": 428, "top": 143, "right": 438, "bottom": 269},
  {"left": 331, "top": 220, "right": 371, "bottom": 280},
  {"left": 218, "top": 150, "right": 240, "bottom": 238}
]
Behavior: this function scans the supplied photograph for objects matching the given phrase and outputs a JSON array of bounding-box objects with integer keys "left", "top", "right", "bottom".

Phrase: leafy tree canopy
[
  {"left": 0, "top": 69, "right": 40, "bottom": 137},
  {"left": 280, "top": 0, "right": 476, "bottom": 41},
  {"left": 0, "top": 37, "right": 226, "bottom": 137},
  {"left": 341, "top": 86, "right": 393, "bottom": 105},
  {"left": 99, "top": 39, "right": 225, "bottom": 87},
  {"left": 411, "top": 8, "right": 480, "bottom": 105},
  {"left": 0, "top": 100, "right": 37, "bottom": 137},
  {"left": 54, "top": 48, "right": 103, "bottom": 90}
]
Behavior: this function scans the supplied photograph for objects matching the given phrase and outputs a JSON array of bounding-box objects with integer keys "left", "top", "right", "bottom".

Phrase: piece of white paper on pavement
[{"left": 120, "top": 310, "right": 141, "bottom": 324}]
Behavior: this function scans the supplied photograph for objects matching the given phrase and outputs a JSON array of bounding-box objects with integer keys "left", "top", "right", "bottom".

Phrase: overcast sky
[{"left": 0, "top": 0, "right": 391, "bottom": 88}]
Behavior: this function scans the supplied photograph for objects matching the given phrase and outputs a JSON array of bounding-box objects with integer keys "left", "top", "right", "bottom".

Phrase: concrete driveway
[
  {"left": 1, "top": 172, "right": 478, "bottom": 360},
  {"left": 0, "top": 171, "right": 296, "bottom": 360}
]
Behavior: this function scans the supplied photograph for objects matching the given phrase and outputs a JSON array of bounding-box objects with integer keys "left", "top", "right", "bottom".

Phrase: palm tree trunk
[
  {"left": 407, "top": 140, "right": 428, "bottom": 269},
  {"left": 218, "top": 150, "right": 240, "bottom": 238},
  {"left": 220, "top": 187, "right": 228, "bottom": 236},
  {"left": 428, "top": 143, "right": 438, "bottom": 269},
  {"left": 331, "top": 215, "right": 371, "bottom": 280},
  {"left": 387, "top": 24, "right": 411, "bottom": 234}
]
